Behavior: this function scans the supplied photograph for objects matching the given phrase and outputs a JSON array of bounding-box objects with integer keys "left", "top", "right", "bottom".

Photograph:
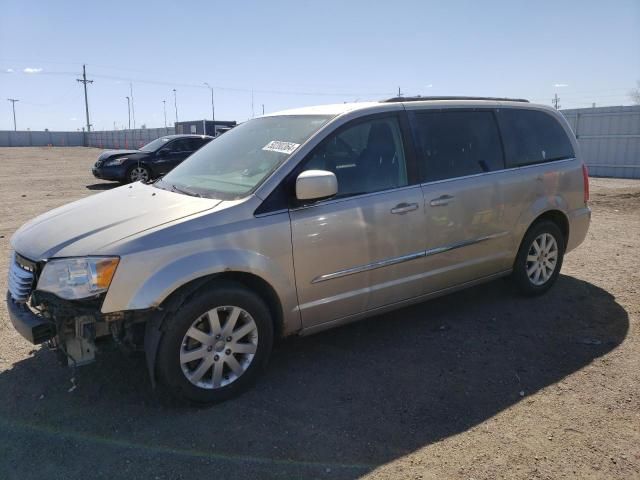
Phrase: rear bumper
[
  {"left": 6, "top": 292, "right": 56, "bottom": 344},
  {"left": 566, "top": 206, "right": 591, "bottom": 253}
]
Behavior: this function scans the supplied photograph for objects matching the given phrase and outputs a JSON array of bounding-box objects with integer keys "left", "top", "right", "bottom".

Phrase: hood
[
  {"left": 11, "top": 182, "right": 221, "bottom": 260},
  {"left": 98, "top": 149, "right": 143, "bottom": 162}
]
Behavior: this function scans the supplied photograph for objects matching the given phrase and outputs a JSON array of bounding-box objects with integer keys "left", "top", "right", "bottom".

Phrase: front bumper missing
[{"left": 5, "top": 292, "right": 56, "bottom": 344}]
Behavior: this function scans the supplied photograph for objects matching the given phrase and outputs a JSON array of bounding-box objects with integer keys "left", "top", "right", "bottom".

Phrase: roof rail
[{"left": 382, "top": 96, "right": 529, "bottom": 103}]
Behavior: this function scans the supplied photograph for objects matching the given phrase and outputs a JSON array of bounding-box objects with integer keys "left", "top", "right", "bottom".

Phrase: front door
[
  {"left": 155, "top": 138, "right": 193, "bottom": 174},
  {"left": 289, "top": 115, "right": 427, "bottom": 329}
]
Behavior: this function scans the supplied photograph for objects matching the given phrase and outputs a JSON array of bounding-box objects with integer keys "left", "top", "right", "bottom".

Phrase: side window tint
[
  {"left": 187, "top": 138, "right": 204, "bottom": 150},
  {"left": 412, "top": 111, "right": 504, "bottom": 182},
  {"left": 166, "top": 139, "right": 185, "bottom": 152},
  {"left": 304, "top": 117, "right": 408, "bottom": 197},
  {"left": 497, "top": 109, "right": 575, "bottom": 167}
]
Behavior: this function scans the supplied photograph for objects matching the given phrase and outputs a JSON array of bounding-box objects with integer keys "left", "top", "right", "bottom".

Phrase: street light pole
[
  {"left": 125, "top": 96, "right": 131, "bottom": 129},
  {"left": 129, "top": 83, "right": 136, "bottom": 129},
  {"left": 162, "top": 100, "right": 167, "bottom": 129},
  {"left": 204, "top": 82, "right": 215, "bottom": 131},
  {"left": 173, "top": 89, "right": 178, "bottom": 123},
  {"left": 7, "top": 98, "right": 18, "bottom": 131}
]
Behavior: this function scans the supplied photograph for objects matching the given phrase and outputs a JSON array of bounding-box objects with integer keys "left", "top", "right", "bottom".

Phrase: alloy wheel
[
  {"left": 129, "top": 166, "right": 149, "bottom": 182},
  {"left": 526, "top": 233, "right": 558, "bottom": 286},
  {"left": 179, "top": 306, "right": 259, "bottom": 389}
]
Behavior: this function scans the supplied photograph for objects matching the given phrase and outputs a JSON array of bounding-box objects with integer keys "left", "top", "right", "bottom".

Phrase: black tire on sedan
[
  {"left": 127, "top": 164, "right": 151, "bottom": 183},
  {"left": 155, "top": 282, "right": 274, "bottom": 404},
  {"left": 512, "top": 220, "right": 565, "bottom": 296}
]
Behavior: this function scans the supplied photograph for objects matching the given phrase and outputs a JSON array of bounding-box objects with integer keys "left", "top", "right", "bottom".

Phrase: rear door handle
[
  {"left": 390, "top": 202, "right": 419, "bottom": 215},
  {"left": 429, "top": 194, "right": 455, "bottom": 207}
]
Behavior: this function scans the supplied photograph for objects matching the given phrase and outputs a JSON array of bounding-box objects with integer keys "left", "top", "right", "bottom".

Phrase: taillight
[{"left": 582, "top": 164, "right": 590, "bottom": 203}]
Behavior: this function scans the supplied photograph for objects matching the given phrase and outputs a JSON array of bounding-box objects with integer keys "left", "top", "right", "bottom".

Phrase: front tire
[
  {"left": 512, "top": 220, "right": 565, "bottom": 296},
  {"left": 127, "top": 165, "right": 151, "bottom": 183},
  {"left": 155, "top": 282, "right": 274, "bottom": 405}
]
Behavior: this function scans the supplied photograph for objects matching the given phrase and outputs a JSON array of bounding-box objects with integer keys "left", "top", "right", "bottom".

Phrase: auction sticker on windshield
[{"left": 262, "top": 140, "right": 300, "bottom": 155}]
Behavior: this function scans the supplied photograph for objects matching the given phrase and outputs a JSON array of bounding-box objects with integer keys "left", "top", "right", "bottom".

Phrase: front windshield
[
  {"left": 157, "top": 115, "right": 332, "bottom": 199},
  {"left": 140, "top": 136, "right": 171, "bottom": 152}
]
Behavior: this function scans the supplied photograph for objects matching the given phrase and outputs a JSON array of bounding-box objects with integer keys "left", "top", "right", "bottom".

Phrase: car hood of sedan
[
  {"left": 10, "top": 182, "right": 222, "bottom": 260},
  {"left": 98, "top": 149, "right": 140, "bottom": 161}
]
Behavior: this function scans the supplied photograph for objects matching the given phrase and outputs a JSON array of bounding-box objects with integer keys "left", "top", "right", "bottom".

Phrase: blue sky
[{"left": 1, "top": 0, "right": 638, "bottom": 131}]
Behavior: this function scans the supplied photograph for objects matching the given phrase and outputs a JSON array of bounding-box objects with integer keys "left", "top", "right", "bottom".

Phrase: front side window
[
  {"left": 157, "top": 115, "right": 332, "bottom": 199},
  {"left": 497, "top": 108, "right": 575, "bottom": 167},
  {"left": 303, "top": 116, "right": 408, "bottom": 197},
  {"left": 412, "top": 110, "right": 505, "bottom": 182},
  {"left": 166, "top": 139, "right": 192, "bottom": 152}
]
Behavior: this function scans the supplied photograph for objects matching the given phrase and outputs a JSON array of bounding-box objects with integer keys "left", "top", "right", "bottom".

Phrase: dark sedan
[{"left": 92, "top": 134, "right": 213, "bottom": 183}]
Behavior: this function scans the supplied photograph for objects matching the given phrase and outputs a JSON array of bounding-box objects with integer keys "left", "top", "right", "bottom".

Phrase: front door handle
[
  {"left": 390, "top": 202, "right": 419, "bottom": 215},
  {"left": 429, "top": 194, "right": 455, "bottom": 207}
]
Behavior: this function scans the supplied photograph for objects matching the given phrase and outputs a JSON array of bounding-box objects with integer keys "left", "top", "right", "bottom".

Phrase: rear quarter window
[{"left": 497, "top": 109, "right": 575, "bottom": 168}]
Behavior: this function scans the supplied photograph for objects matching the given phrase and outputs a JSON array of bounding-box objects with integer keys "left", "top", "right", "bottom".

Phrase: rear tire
[
  {"left": 155, "top": 282, "right": 273, "bottom": 405},
  {"left": 512, "top": 220, "right": 565, "bottom": 296}
]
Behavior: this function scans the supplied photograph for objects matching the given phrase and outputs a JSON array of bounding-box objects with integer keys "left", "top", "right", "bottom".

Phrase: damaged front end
[
  {"left": 6, "top": 252, "right": 149, "bottom": 367},
  {"left": 33, "top": 291, "right": 150, "bottom": 367}
]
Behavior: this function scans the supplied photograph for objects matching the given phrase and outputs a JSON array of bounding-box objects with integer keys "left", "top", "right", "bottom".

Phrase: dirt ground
[{"left": 0, "top": 147, "right": 638, "bottom": 480}]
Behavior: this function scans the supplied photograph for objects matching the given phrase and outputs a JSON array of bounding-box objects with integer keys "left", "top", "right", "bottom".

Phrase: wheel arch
[
  {"left": 512, "top": 192, "right": 571, "bottom": 252},
  {"left": 521, "top": 209, "right": 570, "bottom": 249},
  {"left": 158, "top": 271, "right": 286, "bottom": 340}
]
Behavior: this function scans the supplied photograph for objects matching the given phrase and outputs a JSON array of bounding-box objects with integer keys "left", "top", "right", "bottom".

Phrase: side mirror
[{"left": 296, "top": 170, "right": 338, "bottom": 201}]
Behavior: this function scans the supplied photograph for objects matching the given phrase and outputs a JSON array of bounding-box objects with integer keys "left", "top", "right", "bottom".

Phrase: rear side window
[
  {"left": 186, "top": 138, "right": 206, "bottom": 150},
  {"left": 412, "top": 111, "right": 504, "bottom": 182},
  {"left": 497, "top": 109, "right": 574, "bottom": 167}
]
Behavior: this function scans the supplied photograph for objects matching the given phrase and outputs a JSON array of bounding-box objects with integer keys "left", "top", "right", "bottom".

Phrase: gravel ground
[{"left": 0, "top": 147, "right": 638, "bottom": 480}]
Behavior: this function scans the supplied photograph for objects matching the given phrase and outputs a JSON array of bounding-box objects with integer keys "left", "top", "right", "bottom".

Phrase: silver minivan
[{"left": 7, "top": 97, "right": 591, "bottom": 404}]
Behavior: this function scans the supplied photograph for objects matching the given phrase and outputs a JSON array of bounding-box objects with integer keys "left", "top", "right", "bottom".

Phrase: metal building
[
  {"left": 174, "top": 120, "right": 236, "bottom": 137},
  {"left": 561, "top": 105, "right": 640, "bottom": 179}
]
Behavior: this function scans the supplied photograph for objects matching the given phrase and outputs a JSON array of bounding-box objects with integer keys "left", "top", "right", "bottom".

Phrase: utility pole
[
  {"left": 552, "top": 93, "right": 561, "bottom": 110},
  {"left": 204, "top": 83, "right": 215, "bottom": 126},
  {"left": 162, "top": 100, "right": 167, "bottom": 129},
  {"left": 397, "top": 86, "right": 403, "bottom": 98},
  {"left": 173, "top": 89, "right": 178, "bottom": 123},
  {"left": 125, "top": 96, "right": 131, "bottom": 129},
  {"left": 7, "top": 98, "right": 18, "bottom": 131},
  {"left": 76, "top": 64, "right": 93, "bottom": 132},
  {"left": 262, "top": 104, "right": 265, "bottom": 115},
  {"left": 129, "top": 83, "right": 136, "bottom": 129}
]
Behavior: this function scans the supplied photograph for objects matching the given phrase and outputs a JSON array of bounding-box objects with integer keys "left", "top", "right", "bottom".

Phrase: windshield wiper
[{"left": 170, "top": 184, "right": 203, "bottom": 198}]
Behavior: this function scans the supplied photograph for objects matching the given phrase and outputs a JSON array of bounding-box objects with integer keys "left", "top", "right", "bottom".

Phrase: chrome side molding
[{"left": 312, "top": 231, "right": 509, "bottom": 284}]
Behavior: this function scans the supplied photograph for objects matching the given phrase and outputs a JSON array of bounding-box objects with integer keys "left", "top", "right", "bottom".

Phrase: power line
[
  {"left": 76, "top": 64, "right": 93, "bottom": 132},
  {"left": 7, "top": 98, "right": 18, "bottom": 131}
]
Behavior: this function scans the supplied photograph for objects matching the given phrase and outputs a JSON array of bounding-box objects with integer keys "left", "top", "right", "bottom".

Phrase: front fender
[
  {"left": 131, "top": 249, "right": 291, "bottom": 309},
  {"left": 102, "top": 247, "right": 301, "bottom": 334}
]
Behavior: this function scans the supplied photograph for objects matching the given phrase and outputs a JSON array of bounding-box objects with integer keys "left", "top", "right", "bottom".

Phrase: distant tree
[
  {"left": 140, "top": 124, "right": 147, "bottom": 129},
  {"left": 631, "top": 81, "right": 640, "bottom": 105}
]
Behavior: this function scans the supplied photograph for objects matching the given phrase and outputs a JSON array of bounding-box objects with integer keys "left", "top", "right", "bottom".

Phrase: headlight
[
  {"left": 37, "top": 257, "right": 119, "bottom": 300},
  {"left": 103, "top": 157, "right": 128, "bottom": 166}
]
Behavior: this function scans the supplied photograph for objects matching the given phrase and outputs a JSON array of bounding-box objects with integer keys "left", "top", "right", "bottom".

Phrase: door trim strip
[
  {"left": 311, "top": 251, "right": 425, "bottom": 284},
  {"left": 311, "top": 231, "right": 509, "bottom": 284}
]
